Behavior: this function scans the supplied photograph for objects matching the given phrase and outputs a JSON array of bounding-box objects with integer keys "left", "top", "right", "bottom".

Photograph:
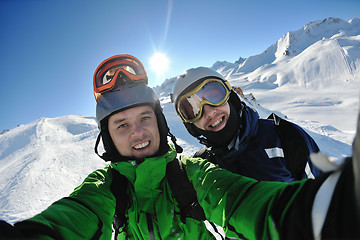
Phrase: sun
[{"left": 149, "top": 52, "right": 169, "bottom": 75}]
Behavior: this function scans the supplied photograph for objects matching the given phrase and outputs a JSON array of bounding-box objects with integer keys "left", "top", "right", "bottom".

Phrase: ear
[{"left": 97, "top": 118, "right": 124, "bottom": 161}]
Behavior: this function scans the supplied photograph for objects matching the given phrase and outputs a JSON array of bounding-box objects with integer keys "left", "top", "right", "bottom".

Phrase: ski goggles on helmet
[
  {"left": 93, "top": 54, "right": 148, "bottom": 102},
  {"left": 176, "top": 78, "right": 232, "bottom": 123}
]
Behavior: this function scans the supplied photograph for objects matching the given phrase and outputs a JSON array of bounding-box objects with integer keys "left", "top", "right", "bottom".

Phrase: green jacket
[
  {"left": 15, "top": 145, "right": 216, "bottom": 240},
  {"left": 181, "top": 155, "right": 309, "bottom": 240}
]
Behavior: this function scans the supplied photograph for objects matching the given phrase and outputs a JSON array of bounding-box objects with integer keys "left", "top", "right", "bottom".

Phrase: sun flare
[{"left": 150, "top": 52, "right": 169, "bottom": 75}]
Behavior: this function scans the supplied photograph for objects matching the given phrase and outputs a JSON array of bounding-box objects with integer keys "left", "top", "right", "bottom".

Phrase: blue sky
[{"left": 1, "top": 0, "right": 359, "bottom": 131}]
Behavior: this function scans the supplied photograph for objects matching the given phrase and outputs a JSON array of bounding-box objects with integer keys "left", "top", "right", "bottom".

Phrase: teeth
[
  {"left": 133, "top": 141, "right": 149, "bottom": 149},
  {"left": 211, "top": 118, "right": 222, "bottom": 127}
]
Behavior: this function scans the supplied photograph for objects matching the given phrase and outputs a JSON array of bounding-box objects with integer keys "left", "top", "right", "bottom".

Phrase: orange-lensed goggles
[{"left": 93, "top": 54, "right": 148, "bottom": 102}]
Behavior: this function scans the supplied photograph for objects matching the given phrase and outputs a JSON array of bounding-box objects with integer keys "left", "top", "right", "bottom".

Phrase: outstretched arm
[
  {"left": 181, "top": 155, "right": 307, "bottom": 240},
  {"left": 14, "top": 167, "right": 116, "bottom": 240}
]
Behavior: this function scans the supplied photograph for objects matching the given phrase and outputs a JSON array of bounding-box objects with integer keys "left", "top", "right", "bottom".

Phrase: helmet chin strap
[{"left": 94, "top": 132, "right": 113, "bottom": 161}]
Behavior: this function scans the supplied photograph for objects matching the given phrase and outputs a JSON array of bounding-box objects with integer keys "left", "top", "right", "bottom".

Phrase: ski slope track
[{"left": 1, "top": 17, "right": 359, "bottom": 224}]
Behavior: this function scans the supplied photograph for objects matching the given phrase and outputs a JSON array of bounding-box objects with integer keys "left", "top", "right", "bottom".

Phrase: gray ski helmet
[
  {"left": 96, "top": 81, "right": 159, "bottom": 128},
  {"left": 93, "top": 54, "right": 183, "bottom": 162},
  {"left": 171, "top": 67, "right": 226, "bottom": 108},
  {"left": 95, "top": 81, "right": 175, "bottom": 161}
]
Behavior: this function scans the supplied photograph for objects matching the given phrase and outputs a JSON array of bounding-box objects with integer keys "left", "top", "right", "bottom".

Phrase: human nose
[
  {"left": 130, "top": 122, "right": 145, "bottom": 137},
  {"left": 202, "top": 104, "right": 217, "bottom": 119}
]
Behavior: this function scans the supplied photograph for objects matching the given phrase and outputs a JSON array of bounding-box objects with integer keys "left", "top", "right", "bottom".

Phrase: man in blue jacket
[{"left": 171, "top": 67, "right": 321, "bottom": 182}]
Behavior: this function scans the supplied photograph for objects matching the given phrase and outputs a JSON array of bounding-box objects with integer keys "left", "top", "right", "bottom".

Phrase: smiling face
[
  {"left": 193, "top": 102, "right": 230, "bottom": 131},
  {"left": 108, "top": 105, "right": 160, "bottom": 159}
]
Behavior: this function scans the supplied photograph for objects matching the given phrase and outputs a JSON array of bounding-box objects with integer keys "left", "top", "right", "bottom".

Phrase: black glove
[{"left": 0, "top": 220, "right": 25, "bottom": 240}]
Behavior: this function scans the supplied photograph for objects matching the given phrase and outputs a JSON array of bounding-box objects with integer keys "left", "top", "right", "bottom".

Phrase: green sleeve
[
  {"left": 182, "top": 156, "right": 307, "bottom": 240},
  {"left": 15, "top": 165, "right": 116, "bottom": 240}
]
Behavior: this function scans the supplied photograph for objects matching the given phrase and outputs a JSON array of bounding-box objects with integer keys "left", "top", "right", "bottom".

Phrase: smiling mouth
[
  {"left": 210, "top": 117, "right": 223, "bottom": 128},
  {"left": 133, "top": 141, "right": 150, "bottom": 150}
]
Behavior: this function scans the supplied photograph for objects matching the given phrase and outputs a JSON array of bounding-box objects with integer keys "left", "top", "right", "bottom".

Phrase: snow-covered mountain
[
  {"left": 214, "top": 17, "right": 360, "bottom": 83},
  {"left": 1, "top": 17, "right": 359, "bottom": 225},
  {"left": 213, "top": 17, "right": 360, "bottom": 138},
  {"left": 0, "top": 116, "right": 106, "bottom": 223}
]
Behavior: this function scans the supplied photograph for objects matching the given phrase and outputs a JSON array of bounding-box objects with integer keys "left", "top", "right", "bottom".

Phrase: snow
[
  {"left": 0, "top": 116, "right": 106, "bottom": 223},
  {"left": 1, "top": 17, "right": 359, "bottom": 225}
]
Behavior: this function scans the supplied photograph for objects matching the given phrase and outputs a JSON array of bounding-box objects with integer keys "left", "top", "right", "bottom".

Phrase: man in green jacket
[
  {"left": 182, "top": 110, "right": 360, "bottom": 239},
  {"left": 10, "top": 54, "right": 218, "bottom": 239}
]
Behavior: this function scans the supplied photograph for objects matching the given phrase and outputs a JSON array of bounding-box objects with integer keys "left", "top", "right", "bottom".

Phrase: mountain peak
[{"left": 210, "top": 17, "right": 360, "bottom": 90}]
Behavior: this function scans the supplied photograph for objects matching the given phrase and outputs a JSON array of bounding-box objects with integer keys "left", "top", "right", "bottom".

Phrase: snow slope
[
  {"left": 0, "top": 116, "right": 106, "bottom": 223},
  {"left": 1, "top": 17, "right": 359, "bottom": 225}
]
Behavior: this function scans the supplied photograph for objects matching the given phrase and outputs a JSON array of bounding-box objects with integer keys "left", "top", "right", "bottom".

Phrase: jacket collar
[
  {"left": 227, "top": 105, "right": 259, "bottom": 152},
  {"left": 111, "top": 144, "right": 177, "bottom": 213}
]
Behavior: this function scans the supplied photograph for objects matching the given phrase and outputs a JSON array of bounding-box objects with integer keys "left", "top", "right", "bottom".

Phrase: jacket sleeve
[
  {"left": 14, "top": 166, "right": 116, "bottom": 240},
  {"left": 181, "top": 155, "right": 307, "bottom": 240}
]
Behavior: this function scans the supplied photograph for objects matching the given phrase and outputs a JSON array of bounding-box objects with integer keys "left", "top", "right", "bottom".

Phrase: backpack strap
[
  {"left": 267, "top": 113, "right": 312, "bottom": 180},
  {"left": 166, "top": 158, "right": 206, "bottom": 223},
  {"left": 110, "top": 167, "right": 129, "bottom": 239}
]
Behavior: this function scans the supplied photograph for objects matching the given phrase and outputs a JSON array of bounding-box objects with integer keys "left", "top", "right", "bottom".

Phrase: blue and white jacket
[{"left": 195, "top": 105, "right": 321, "bottom": 182}]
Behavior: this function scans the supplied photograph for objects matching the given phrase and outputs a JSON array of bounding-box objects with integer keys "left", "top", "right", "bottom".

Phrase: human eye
[
  {"left": 142, "top": 116, "right": 151, "bottom": 121},
  {"left": 141, "top": 112, "right": 154, "bottom": 121},
  {"left": 118, "top": 123, "right": 128, "bottom": 129}
]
